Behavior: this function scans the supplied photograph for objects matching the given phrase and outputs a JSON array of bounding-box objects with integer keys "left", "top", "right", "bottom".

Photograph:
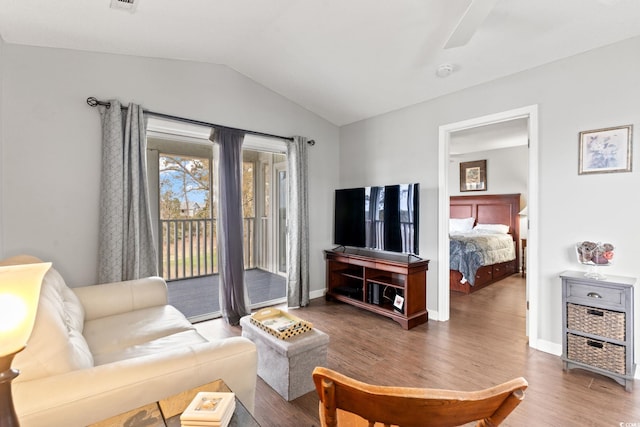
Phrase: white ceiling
[
  {"left": 1, "top": 0, "right": 640, "bottom": 126},
  {"left": 450, "top": 117, "right": 528, "bottom": 155}
]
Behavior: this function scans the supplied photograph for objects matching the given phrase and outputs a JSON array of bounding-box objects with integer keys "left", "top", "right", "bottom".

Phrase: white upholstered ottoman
[{"left": 240, "top": 315, "right": 329, "bottom": 401}]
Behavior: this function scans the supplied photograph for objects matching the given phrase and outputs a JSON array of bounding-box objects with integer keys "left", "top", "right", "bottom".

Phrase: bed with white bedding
[{"left": 449, "top": 194, "right": 521, "bottom": 294}]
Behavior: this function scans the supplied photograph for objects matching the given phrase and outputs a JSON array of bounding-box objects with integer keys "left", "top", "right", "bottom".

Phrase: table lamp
[
  {"left": 518, "top": 206, "right": 528, "bottom": 239},
  {"left": 0, "top": 262, "right": 51, "bottom": 427}
]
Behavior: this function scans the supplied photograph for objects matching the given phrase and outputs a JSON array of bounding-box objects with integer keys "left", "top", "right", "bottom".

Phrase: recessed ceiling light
[{"left": 436, "top": 63, "right": 455, "bottom": 78}]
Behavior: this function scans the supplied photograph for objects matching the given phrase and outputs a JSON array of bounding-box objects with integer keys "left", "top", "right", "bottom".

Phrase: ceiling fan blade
[{"left": 444, "top": 0, "right": 500, "bottom": 49}]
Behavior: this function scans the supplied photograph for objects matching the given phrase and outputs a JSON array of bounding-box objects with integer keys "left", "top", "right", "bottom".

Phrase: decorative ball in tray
[{"left": 575, "top": 241, "right": 614, "bottom": 279}]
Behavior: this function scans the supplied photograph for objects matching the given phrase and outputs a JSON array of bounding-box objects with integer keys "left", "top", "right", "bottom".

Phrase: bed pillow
[
  {"left": 450, "top": 217, "right": 475, "bottom": 233},
  {"left": 473, "top": 223, "right": 510, "bottom": 234}
]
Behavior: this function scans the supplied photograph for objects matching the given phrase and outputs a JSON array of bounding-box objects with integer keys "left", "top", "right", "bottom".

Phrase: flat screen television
[{"left": 334, "top": 183, "right": 419, "bottom": 255}]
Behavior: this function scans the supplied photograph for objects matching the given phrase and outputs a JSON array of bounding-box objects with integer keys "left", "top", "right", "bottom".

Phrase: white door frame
[
  {"left": 274, "top": 162, "right": 288, "bottom": 276},
  {"left": 437, "top": 104, "right": 540, "bottom": 349}
]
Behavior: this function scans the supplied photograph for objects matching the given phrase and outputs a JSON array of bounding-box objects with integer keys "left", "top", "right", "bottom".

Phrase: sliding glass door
[{"left": 147, "top": 119, "right": 287, "bottom": 320}]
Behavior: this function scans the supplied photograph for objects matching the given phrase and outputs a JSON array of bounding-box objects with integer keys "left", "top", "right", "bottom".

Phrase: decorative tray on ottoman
[{"left": 249, "top": 307, "right": 312, "bottom": 340}]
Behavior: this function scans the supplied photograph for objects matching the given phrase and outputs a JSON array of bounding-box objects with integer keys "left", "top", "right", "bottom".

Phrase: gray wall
[
  {"left": 449, "top": 146, "right": 528, "bottom": 200},
  {"left": 2, "top": 35, "right": 639, "bottom": 365},
  {"left": 340, "top": 36, "right": 640, "bottom": 356},
  {"left": 0, "top": 45, "right": 340, "bottom": 292}
]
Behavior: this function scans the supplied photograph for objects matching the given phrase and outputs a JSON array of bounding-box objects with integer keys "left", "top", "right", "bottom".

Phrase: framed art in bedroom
[
  {"left": 460, "top": 160, "right": 487, "bottom": 192},
  {"left": 578, "top": 124, "right": 632, "bottom": 175}
]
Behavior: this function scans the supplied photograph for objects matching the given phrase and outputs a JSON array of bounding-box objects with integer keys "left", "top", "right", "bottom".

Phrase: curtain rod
[{"left": 86, "top": 97, "right": 315, "bottom": 145}]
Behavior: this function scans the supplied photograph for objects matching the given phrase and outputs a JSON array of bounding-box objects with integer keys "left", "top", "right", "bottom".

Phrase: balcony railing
[{"left": 159, "top": 218, "right": 255, "bottom": 281}]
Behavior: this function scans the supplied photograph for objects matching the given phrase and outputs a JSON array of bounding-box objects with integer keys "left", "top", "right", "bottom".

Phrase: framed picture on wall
[
  {"left": 460, "top": 160, "right": 487, "bottom": 192},
  {"left": 578, "top": 125, "right": 633, "bottom": 175}
]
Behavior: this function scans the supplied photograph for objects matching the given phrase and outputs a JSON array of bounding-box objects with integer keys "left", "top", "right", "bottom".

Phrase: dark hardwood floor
[{"left": 194, "top": 275, "right": 640, "bottom": 427}]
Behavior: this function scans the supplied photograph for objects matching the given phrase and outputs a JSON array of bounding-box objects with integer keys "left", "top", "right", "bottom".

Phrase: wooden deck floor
[
  {"left": 193, "top": 274, "right": 640, "bottom": 427},
  {"left": 167, "top": 268, "right": 286, "bottom": 320}
]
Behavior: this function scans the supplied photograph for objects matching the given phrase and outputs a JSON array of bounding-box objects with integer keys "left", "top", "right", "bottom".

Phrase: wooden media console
[{"left": 324, "top": 248, "right": 429, "bottom": 330}]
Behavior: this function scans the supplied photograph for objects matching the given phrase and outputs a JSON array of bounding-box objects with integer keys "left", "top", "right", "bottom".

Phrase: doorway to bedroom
[{"left": 438, "top": 105, "right": 539, "bottom": 348}]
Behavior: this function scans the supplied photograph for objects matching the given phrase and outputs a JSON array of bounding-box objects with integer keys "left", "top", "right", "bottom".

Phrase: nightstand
[{"left": 560, "top": 271, "right": 636, "bottom": 391}]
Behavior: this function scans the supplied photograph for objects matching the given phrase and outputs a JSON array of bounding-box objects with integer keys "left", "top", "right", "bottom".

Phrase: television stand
[{"left": 324, "top": 248, "right": 429, "bottom": 329}]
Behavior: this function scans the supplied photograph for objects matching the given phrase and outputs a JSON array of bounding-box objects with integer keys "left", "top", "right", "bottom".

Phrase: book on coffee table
[{"left": 180, "top": 392, "right": 235, "bottom": 427}]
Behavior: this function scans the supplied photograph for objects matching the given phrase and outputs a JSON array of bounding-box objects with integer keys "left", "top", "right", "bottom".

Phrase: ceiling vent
[{"left": 110, "top": 0, "right": 138, "bottom": 12}]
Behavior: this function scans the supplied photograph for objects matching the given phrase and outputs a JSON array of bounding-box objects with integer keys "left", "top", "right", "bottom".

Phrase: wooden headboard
[{"left": 450, "top": 193, "right": 521, "bottom": 267}]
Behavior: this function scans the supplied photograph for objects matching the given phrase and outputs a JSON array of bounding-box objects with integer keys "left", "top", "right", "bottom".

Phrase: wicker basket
[
  {"left": 567, "top": 333, "right": 626, "bottom": 374},
  {"left": 567, "top": 303, "right": 625, "bottom": 341},
  {"left": 249, "top": 307, "right": 312, "bottom": 340}
]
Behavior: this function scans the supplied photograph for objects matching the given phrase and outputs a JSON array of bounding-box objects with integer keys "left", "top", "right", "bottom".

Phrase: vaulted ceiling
[{"left": 1, "top": 0, "right": 639, "bottom": 126}]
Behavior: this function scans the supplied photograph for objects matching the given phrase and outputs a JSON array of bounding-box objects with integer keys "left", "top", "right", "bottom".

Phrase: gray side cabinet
[{"left": 560, "top": 270, "right": 636, "bottom": 391}]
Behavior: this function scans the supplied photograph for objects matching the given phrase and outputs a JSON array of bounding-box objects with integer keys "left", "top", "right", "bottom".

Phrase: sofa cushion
[
  {"left": 84, "top": 305, "right": 195, "bottom": 363},
  {"left": 0, "top": 255, "right": 85, "bottom": 332},
  {"left": 44, "top": 266, "right": 86, "bottom": 333},
  {"left": 14, "top": 268, "right": 94, "bottom": 382},
  {"left": 92, "top": 330, "right": 209, "bottom": 365}
]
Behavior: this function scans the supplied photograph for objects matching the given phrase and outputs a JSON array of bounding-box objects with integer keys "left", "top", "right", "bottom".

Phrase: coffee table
[{"left": 89, "top": 379, "right": 260, "bottom": 427}]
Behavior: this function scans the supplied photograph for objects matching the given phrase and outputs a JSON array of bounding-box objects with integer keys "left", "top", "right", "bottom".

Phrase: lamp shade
[
  {"left": 519, "top": 207, "right": 528, "bottom": 216},
  {"left": 0, "top": 263, "right": 50, "bottom": 357}
]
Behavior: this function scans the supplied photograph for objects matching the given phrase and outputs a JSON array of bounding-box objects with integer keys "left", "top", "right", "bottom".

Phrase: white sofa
[{"left": 0, "top": 255, "right": 257, "bottom": 427}]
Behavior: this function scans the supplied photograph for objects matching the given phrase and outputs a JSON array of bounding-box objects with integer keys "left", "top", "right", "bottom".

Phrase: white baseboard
[
  {"left": 428, "top": 310, "right": 443, "bottom": 321},
  {"left": 310, "top": 289, "right": 326, "bottom": 300},
  {"left": 532, "top": 339, "right": 562, "bottom": 356}
]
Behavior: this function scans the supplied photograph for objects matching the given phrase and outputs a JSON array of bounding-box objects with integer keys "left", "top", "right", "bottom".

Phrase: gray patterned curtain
[
  {"left": 97, "top": 101, "right": 158, "bottom": 283},
  {"left": 286, "top": 136, "right": 310, "bottom": 308},
  {"left": 212, "top": 128, "right": 251, "bottom": 325}
]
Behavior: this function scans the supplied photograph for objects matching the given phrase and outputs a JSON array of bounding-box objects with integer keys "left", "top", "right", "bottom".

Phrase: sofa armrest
[
  {"left": 73, "top": 276, "right": 168, "bottom": 320},
  {"left": 14, "top": 337, "right": 258, "bottom": 427}
]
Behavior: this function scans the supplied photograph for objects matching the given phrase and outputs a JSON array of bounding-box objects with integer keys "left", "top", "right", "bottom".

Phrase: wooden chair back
[{"left": 312, "top": 367, "right": 527, "bottom": 427}]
